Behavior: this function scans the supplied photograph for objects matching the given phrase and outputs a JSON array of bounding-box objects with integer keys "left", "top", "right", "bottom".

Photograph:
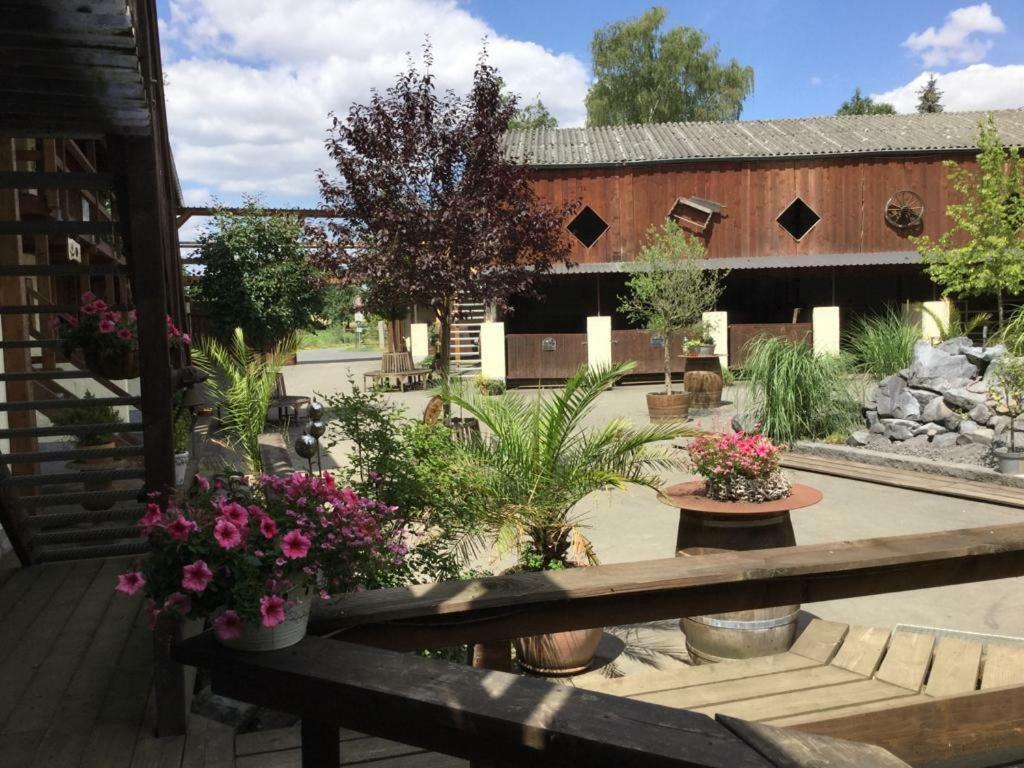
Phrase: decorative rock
[
  {"left": 881, "top": 418, "right": 917, "bottom": 441},
  {"left": 992, "top": 415, "right": 1013, "bottom": 434},
  {"left": 921, "top": 397, "right": 961, "bottom": 431},
  {"left": 962, "top": 343, "right": 1006, "bottom": 367},
  {"left": 932, "top": 432, "right": 960, "bottom": 448},
  {"left": 938, "top": 336, "right": 973, "bottom": 354},
  {"left": 875, "top": 375, "right": 921, "bottom": 420},
  {"left": 847, "top": 430, "right": 871, "bottom": 447},
  {"left": 865, "top": 409, "right": 879, "bottom": 428},
  {"left": 959, "top": 419, "right": 980, "bottom": 434},
  {"left": 958, "top": 427, "right": 994, "bottom": 447},
  {"left": 969, "top": 402, "right": 992, "bottom": 425},
  {"left": 944, "top": 387, "right": 987, "bottom": 410},
  {"left": 912, "top": 422, "right": 947, "bottom": 437},
  {"left": 908, "top": 388, "right": 940, "bottom": 408},
  {"left": 907, "top": 341, "right": 978, "bottom": 392}
]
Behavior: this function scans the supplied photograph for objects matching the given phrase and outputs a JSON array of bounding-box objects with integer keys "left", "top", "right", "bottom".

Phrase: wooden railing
[{"left": 173, "top": 522, "right": 1024, "bottom": 766}]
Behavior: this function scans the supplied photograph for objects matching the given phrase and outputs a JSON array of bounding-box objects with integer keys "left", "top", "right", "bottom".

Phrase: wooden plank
[
  {"left": 0, "top": 171, "right": 114, "bottom": 189},
  {"left": 574, "top": 652, "right": 819, "bottom": 698},
  {"left": 180, "top": 714, "right": 235, "bottom": 768},
  {"left": 925, "top": 637, "right": 982, "bottom": 697},
  {"left": 874, "top": 630, "right": 934, "bottom": 692},
  {"left": 0, "top": 219, "right": 114, "bottom": 236},
  {"left": 717, "top": 716, "right": 911, "bottom": 768},
  {"left": 236, "top": 725, "right": 368, "bottom": 756},
  {"left": 829, "top": 626, "right": 891, "bottom": 677},
  {"left": 788, "top": 619, "right": 848, "bottom": 664},
  {"left": 695, "top": 679, "right": 918, "bottom": 723},
  {"left": 0, "top": 561, "right": 73, "bottom": 661},
  {"left": 765, "top": 694, "right": 933, "bottom": 728},
  {"left": 981, "top": 644, "right": 1024, "bottom": 690},
  {"left": 635, "top": 666, "right": 864, "bottom": 710},
  {"left": 794, "top": 684, "right": 1024, "bottom": 767},
  {"left": 318, "top": 523, "right": 1024, "bottom": 651},
  {"left": 128, "top": 689, "right": 186, "bottom": 768},
  {"left": 176, "top": 633, "right": 771, "bottom": 768}
]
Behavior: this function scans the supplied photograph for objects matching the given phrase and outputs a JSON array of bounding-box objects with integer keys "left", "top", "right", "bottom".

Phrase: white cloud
[
  {"left": 872, "top": 64, "right": 1024, "bottom": 113},
  {"left": 903, "top": 3, "right": 1005, "bottom": 67},
  {"left": 162, "top": 0, "right": 589, "bottom": 203}
]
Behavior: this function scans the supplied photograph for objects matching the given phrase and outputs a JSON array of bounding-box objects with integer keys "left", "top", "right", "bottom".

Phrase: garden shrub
[{"left": 845, "top": 310, "right": 919, "bottom": 378}]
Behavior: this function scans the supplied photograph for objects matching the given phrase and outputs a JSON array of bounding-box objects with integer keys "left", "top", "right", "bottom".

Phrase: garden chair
[{"left": 269, "top": 372, "right": 310, "bottom": 423}]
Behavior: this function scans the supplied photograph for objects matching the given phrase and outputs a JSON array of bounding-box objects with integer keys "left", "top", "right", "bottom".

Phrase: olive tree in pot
[
  {"left": 446, "top": 362, "right": 691, "bottom": 675},
  {"left": 49, "top": 391, "right": 123, "bottom": 511},
  {"left": 619, "top": 219, "right": 728, "bottom": 422},
  {"left": 989, "top": 356, "right": 1024, "bottom": 475}
]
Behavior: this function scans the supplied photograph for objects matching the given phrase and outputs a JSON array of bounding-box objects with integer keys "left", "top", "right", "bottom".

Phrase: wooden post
[
  {"left": 151, "top": 615, "right": 200, "bottom": 737},
  {"left": 470, "top": 639, "right": 512, "bottom": 768},
  {"left": 301, "top": 718, "right": 339, "bottom": 768}
]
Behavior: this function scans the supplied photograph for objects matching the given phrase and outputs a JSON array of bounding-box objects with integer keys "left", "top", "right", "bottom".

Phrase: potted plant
[
  {"left": 989, "top": 356, "right": 1024, "bottom": 475},
  {"left": 473, "top": 375, "right": 506, "bottom": 396},
  {"left": 683, "top": 338, "right": 702, "bottom": 357},
  {"left": 686, "top": 431, "right": 792, "bottom": 503},
  {"left": 56, "top": 291, "right": 190, "bottom": 379},
  {"left": 49, "top": 391, "right": 123, "bottom": 511},
  {"left": 173, "top": 409, "right": 192, "bottom": 486},
  {"left": 115, "top": 471, "right": 407, "bottom": 650},
  {"left": 697, "top": 321, "right": 717, "bottom": 357},
  {"left": 619, "top": 219, "right": 728, "bottom": 422},
  {"left": 447, "top": 362, "right": 689, "bottom": 674}
]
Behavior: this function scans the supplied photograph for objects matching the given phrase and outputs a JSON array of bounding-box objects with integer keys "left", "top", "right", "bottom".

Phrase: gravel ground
[{"left": 855, "top": 433, "right": 997, "bottom": 468}]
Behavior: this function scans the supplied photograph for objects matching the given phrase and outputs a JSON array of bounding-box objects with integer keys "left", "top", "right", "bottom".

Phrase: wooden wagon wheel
[{"left": 885, "top": 190, "right": 924, "bottom": 230}]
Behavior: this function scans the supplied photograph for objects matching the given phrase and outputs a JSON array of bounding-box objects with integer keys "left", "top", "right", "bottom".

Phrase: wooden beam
[
  {"left": 313, "top": 523, "right": 1024, "bottom": 650},
  {"left": 176, "top": 633, "right": 770, "bottom": 768},
  {"left": 0, "top": 220, "right": 114, "bottom": 236},
  {"left": 0, "top": 171, "right": 114, "bottom": 190},
  {"left": 0, "top": 8, "right": 133, "bottom": 33}
]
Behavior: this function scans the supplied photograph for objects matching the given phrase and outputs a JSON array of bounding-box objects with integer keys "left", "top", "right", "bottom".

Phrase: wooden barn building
[{"left": 463, "top": 109, "right": 1024, "bottom": 379}]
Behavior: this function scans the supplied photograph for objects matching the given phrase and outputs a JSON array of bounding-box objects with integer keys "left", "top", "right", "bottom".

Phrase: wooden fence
[
  {"left": 506, "top": 332, "right": 587, "bottom": 381},
  {"left": 729, "top": 323, "right": 813, "bottom": 368},
  {"left": 611, "top": 329, "right": 688, "bottom": 378}
]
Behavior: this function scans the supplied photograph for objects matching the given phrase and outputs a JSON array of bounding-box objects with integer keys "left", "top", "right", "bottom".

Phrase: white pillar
[
  {"left": 410, "top": 323, "right": 429, "bottom": 363},
  {"left": 920, "top": 299, "right": 950, "bottom": 343},
  {"left": 479, "top": 322, "right": 506, "bottom": 382},
  {"left": 586, "top": 316, "right": 612, "bottom": 371},
  {"left": 701, "top": 311, "right": 729, "bottom": 368},
  {"left": 812, "top": 306, "right": 841, "bottom": 355}
]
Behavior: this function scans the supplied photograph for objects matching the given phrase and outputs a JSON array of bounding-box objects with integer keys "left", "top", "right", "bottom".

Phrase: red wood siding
[
  {"left": 506, "top": 333, "right": 587, "bottom": 380},
  {"left": 728, "top": 323, "right": 813, "bottom": 368},
  {"left": 530, "top": 154, "right": 972, "bottom": 264}
]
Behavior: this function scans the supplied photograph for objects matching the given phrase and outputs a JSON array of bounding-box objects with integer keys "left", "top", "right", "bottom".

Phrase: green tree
[
  {"left": 917, "top": 75, "right": 944, "bottom": 114},
  {"left": 585, "top": 6, "right": 754, "bottom": 127},
  {"left": 913, "top": 116, "right": 1024, "bottom": 327},
  {"left": 191, "top": 198, "right": 326, "bottom": 349},
  {"left": 836, "top": 87, "right": 896, "bottom": 116},
  {"left": 509, "top": 97, "right": 558, "bottom": 129},
  {"left": 618, "top": 219, "right": 727, "bottom": 394}
]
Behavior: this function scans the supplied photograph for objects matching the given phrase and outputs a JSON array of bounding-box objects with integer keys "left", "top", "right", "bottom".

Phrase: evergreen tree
[
  {"left": 509, "top": 98, "right": 558, "bottom": 130},
  {"left": 837, "top": 87, "right": 896, "bottom": 116},
  {"left": 916, "top": 75, "right": 944, "bottom": 114}
]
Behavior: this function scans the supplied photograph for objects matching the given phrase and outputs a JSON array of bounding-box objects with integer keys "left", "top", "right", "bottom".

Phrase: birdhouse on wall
[{"left": 668, "top": 196, "right": 723, "bottom": 234}]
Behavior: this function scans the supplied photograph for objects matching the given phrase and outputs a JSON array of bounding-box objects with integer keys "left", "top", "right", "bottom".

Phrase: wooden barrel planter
[
  {"left": 683, "top": 370, "right": 723, "bottom": 409},
  {"left": 646, "top": 392, "right": 690, "bottom": 422},
  {"left": 659, "top": 481, "right": 823, "bottom": 664}
]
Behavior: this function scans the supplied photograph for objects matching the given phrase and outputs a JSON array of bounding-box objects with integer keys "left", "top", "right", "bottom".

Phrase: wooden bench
[
  {"left": 575, "top": 618, "right": 1024, "bottom": 765},
  {"left": 362, "top": 367, "right": 431, "bottom": 392}
]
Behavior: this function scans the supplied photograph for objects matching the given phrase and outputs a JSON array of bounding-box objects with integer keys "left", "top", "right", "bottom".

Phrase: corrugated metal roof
[
  {"left": 548, "top": 251, "right": 921, "bottom": 274},
  {"left": 505, "top": 110, "right": 1024, "bottom": 168}
]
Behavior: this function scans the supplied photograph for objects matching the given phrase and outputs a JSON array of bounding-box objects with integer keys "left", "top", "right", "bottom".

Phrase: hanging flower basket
[{"left": 85, "top": 347, "right": 140, "bottom": 380}]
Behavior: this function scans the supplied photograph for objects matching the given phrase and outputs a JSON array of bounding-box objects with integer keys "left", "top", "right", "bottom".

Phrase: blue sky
[{"left": 157, "top": 1, "right": 1024, "bottom": 216}]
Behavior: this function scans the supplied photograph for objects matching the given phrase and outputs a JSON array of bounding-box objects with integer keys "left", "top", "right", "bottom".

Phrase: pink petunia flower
[
  {"left": 138, "top": 503, "right": 163, "bottom": 534},
  {"left": 259, "top": 516, "right": 278, "bottom": 539},
  {"left": 181, "top": 333, "right": 191, "bottom": 346},
  {"left": 115, "top": 570, "right": 145, "bottom": 595},
  {"left": 163, "top": 592, "right": 192, "bottom": 615},
  {"left": 219, "top": 502, "right": 249, "bottom": 527},
  {"left": 194, "top": 474, "right": 210, "bottom": 492},
  {"left": 92, "top": 299, "right": 108, "bottom": 311},
  {"left": 280, "top": 530, "right": 311, "bottom": 559},
  {"left": 213, "top": 518, "right": 242, "bottom": 549},
  {"left": 166, "top": 514, "right": 197, "bottom": 542},
  {"left": 212, "top": 610, "right": 242, "bottom": 641},
  {"left": 181, "top": 560, "right": 213, "bottom": 593},
  {"left": 144, "top": 599, "right": 161, "bottom": 630},
  {"left": 81, "top": 302, "right": 98, "bottom": 315},
  {"left": 81, "top": 291, "right": 97, "bottom": 304},
  {"left": 259, "top": 595, "right": 287, "bottom": 627},
  {"left": 98, "top": 319, "right": 115, "bottom": 334},
  {"left": 116, "top": 328, "right": 133, "bottom": 341}
]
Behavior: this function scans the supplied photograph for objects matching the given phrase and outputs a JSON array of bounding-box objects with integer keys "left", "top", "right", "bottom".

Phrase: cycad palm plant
[
  {"left": 193, "top": 328, "right": 296, "bottom": 474},
  {"left": 445, "top": 362, "right": 689, "bottom": 571}
]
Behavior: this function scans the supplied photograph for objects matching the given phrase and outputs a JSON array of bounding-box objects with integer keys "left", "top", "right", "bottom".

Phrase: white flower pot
[
  {"left": 174, "top": 451, "right": 189, "bottom": 486},
  {"left": 218, "top": 585, "right": 312, "bottom": 651}
]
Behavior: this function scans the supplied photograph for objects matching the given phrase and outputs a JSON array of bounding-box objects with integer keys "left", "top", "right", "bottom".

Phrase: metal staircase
[
  {"left": 449, "top": 300, "right": 485, "bottom": 376},
  {"left": 0, "top": 137, "right": 153, "bottom": 564}
]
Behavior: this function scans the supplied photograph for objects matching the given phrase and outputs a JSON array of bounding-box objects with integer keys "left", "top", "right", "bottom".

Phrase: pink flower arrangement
[
  {"left": 687, "top": 431, "right": 790, "bottom": 502},
  {"left": 115, "top": 471, "right": 406, "bottom": 641},
  {"left": 56, "top": 291, "right": 190, "bottom": 358}
]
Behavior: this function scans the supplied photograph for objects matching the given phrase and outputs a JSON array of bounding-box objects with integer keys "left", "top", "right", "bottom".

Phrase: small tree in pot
[
  {"left": 989, "top": 356, "right": 1024, "bottom": 475},
  {"left": 619, "top": 219, "right": 727, "bottom": 421}
]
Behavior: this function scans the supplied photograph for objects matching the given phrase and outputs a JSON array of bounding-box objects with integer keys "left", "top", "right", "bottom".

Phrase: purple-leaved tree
[{"left": 310, "top": 46, "right": 574, "bottom": 380}]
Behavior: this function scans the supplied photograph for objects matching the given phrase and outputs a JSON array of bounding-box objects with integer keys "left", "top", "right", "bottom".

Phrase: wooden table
[
  {"left": 659, "top": 482, "right": 823, "bottom": 663},
  {"left": 362, "top": 367, "right": 431, "bottom": 392}
]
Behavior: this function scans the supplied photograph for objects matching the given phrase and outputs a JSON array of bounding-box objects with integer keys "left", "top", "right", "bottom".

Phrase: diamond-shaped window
[
  {"left": 777, "top": 197, "right": 820, "bottom": 241},
  {"left": 567, "top": 206, "right": 608, "bottom": 248}
]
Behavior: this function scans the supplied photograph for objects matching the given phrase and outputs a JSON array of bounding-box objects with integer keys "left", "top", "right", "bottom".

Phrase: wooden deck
[
  {"left": 0, "top": 558, "right": 456, "bottom": 768},
  {"left": 780, "top": 451, "right": 1024, "bottom": 509}
]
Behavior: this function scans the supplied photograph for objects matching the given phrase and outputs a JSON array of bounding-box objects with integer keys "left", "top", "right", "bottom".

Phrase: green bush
[
  {"left": 845, "top": 310, "right": 919, "bottom": 378},
  {"left": 742, "top": 336, "right": 860, "bottom": 444},
  {"left": 49, "top": 390, "right": 122, "bottom": 447},
  {"left": 994, "top": 306, "right": 1024, "bottom": 355}
]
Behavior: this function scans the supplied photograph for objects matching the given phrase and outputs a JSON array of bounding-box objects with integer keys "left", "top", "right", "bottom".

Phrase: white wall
[
  {"left": 410, "top": 323, "right": 429, "bottom": 363},
  {"left": 812, "top": 306, "right": 841, "bottom": 355},
  {"left": 702, "top": 311, "right": 729, "bottom": 368},
  {"left": 920, "top": 299, "right": 951, "bottom": 343},
  {"left": 479, "top": 322, "right": 506, "bottom": 381},
  {"left": 586, "top": 316, "right": 612, "bottom": 371}
]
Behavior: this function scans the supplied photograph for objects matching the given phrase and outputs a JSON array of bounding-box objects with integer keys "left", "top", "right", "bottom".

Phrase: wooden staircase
[
  {"left": 0, "top": 137, "right": 160, "bottom": 565},
  {"left": 449, "top": 299, "right": 485, "bottom": 375}
]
